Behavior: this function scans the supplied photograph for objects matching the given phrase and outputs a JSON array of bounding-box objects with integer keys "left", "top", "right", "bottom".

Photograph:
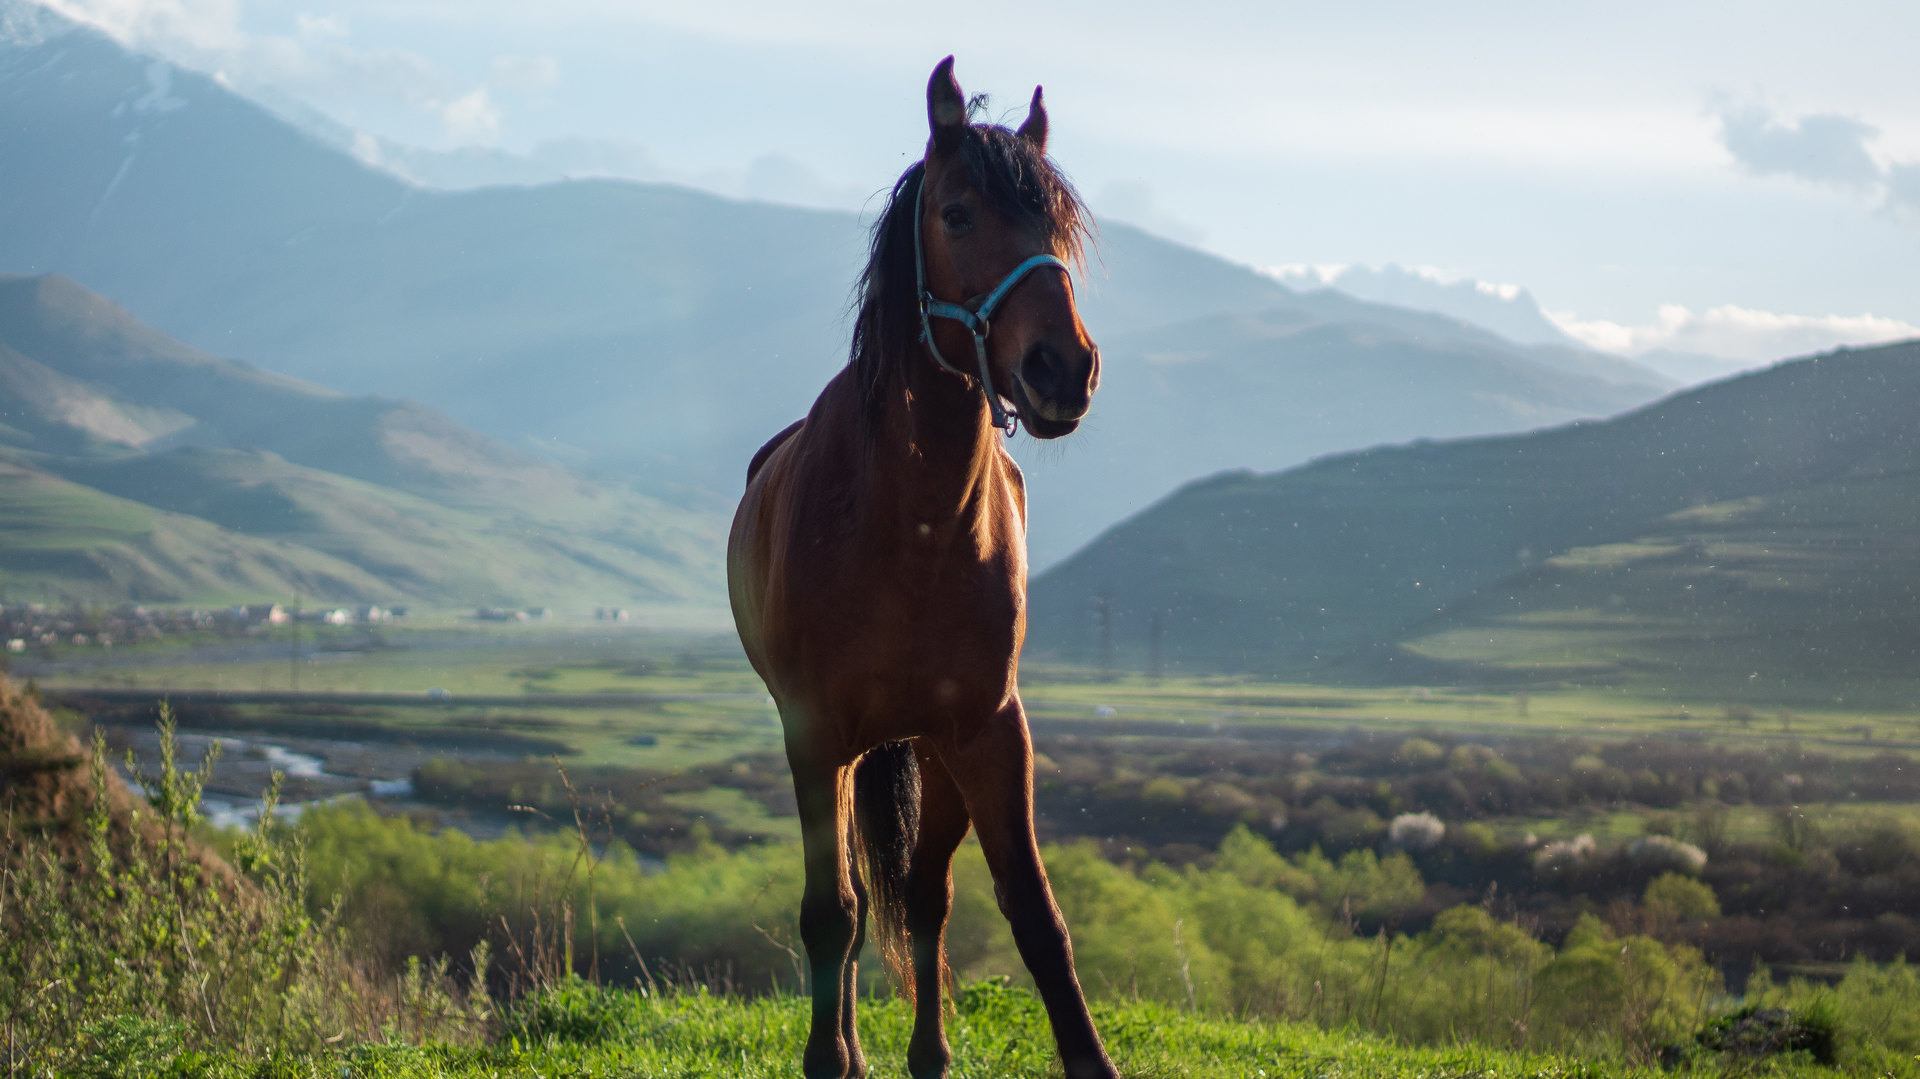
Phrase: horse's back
[
  {"left": 730, "top": 417, "right": 808, "bottom": 677},
  {"left": 747, "top": 418, "right": 805, "bottom": 485}
]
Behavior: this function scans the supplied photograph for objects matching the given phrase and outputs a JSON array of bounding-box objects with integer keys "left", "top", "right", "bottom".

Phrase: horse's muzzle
[{"left": 1013, "top": 343, "right": 1096, "bottom": 438}]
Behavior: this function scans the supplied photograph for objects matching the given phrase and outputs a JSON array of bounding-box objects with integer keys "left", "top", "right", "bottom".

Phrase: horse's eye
[{"left": 941, "top": 206, "right": 973, "bottom": 232}]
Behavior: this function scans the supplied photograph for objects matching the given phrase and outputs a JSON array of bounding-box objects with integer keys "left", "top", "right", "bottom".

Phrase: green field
[{"left": 26, "top": 619, "right": 1920, "bottom": 854}]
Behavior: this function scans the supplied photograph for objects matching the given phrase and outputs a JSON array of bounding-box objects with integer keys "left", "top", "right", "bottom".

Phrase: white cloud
[
  {"left": 35, "top": 0, "right": 520, "bottom": 146},
  {"left": 39, "top": 0, "right": 245, "bottom": 51},
  {"left": 1716, "top": 104, "right": 1883, "bottom": 186},
  {"left": 1261, "top": 264, "right": 1349, "bottom": 288},
  {"left": 293, "top": 11, "right": 343, "bottom": 39},
  {"left": 1548, "top": 304, "right": 1920, "bottom": 363},
  {"left": 488, "top": 54, "right": 558, "bottom": 94},
  {"left": 1262, "top": 263, "right": 1525, "bottom": 304},
  {"left": 439, "top": 87, "right": 497, "bottom": 141},
  {"left": 1888, "top": 162, "right": 1920, "bottom": 216},
  {"left": 1712, "top": 101, "right": 1920, "bottom": 219}
]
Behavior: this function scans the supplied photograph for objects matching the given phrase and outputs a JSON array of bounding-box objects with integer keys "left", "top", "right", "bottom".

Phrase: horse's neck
[{"left": 870, "top": 347, "right": 1007, "bottom": 524}]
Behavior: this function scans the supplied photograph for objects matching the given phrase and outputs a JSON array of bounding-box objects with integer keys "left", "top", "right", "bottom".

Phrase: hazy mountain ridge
[
  {"left": 1282, "top": 264, "right": 1579, "bottom": 349},
  {"left": 0, "top": 273, "right": 724, "bottom": 610},
  {"left": 4, "top": 8, "right": 1680, "bottom": 573},
  {"left": 1027, "top": 339, "right": 1920, "bottom": 697}
]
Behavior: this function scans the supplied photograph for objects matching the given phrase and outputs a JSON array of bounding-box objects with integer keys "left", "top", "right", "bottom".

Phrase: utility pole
[
  {"left": 1148, "top": 609, "right": 1164, "bottom": 684},
  {"left": 290, "top": 594, "right": 300, "bottom": 692},
  {"left": 1096, "top": 587, "right": 1113, "bottom": 682}
]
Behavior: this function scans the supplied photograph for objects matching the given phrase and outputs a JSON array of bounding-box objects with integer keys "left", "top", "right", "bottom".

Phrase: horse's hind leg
[
  {"left": 842, "top": 842, "right": 870, "bottom": 1077},
  {"left": 944, "top": 705, "right": 1118, "bottom": 1079},
  {"left": 906, "top": 743, "right": 971, "bottom": 1079},
  {"left": 791, "top": 747, "right": 859, "bottom": 1079}
]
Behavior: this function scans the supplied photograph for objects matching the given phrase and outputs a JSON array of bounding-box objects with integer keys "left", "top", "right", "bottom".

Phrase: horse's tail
[{"left": 852, "top": 739, "right": 920, "bottom": 998}]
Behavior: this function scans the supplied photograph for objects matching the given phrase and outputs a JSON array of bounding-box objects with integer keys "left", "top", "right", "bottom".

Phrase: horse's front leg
[
  {"left": 906, "top": 742, "right": 972, "bottom": 1079},
  {"left": 944, "top": 702, "right": 1119, "bottom": 1079},
  {"left": 791, "top": 747, "right": 861, "bottom": 1079}
]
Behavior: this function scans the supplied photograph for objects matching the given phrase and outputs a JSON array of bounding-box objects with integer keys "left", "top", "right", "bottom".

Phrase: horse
[{"left": 727, "top": 56, "right": 1117, "bottom": 1079}]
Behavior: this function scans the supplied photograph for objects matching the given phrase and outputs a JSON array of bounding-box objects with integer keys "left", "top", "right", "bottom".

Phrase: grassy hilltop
[{"left": 1030, "top": 339, "right": 1920, "bottom": 705}]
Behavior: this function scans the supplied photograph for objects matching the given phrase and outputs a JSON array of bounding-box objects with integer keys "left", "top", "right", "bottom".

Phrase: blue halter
[{"left": 913, "top": 175, "right": 1071, "bottom": 436}]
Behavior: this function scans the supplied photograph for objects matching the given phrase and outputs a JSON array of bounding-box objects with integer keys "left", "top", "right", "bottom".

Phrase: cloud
[
  {"left": 488, "top": 54, "right": 558, "bottom": 93},
  {"left": 293, "top": 11, "right": 344, "bottom": 40},
  {"left": 36, "top": 0, "right": 539, "bottom": 145},
  {"left": 1716, "top": 105, "right": 1883, "bottom": 187},
  {"left": 1548, "top": 304, "right": 1920, "bottom": 364},
  {"left": 439, "top": 87, "right": 497, "bottom": 140},
  {"left": 38, "top": 0, "right": 244, "bottom": 51},
  {"left": 1887, "top": 162, "right": 1920, "bottom": 216},
  {"left": 1711, "top": 101, "right": 1920, "bottom": 222}
]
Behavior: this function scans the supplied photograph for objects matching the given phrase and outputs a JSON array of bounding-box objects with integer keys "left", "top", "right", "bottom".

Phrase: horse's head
[{"left": 918, "top": 57, "right": 1098, "bottom": 439}]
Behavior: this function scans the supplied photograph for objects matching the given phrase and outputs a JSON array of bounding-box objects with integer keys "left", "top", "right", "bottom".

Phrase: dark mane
[{"left": 848, "top": 125, "right": 1093, "bottom": 416}]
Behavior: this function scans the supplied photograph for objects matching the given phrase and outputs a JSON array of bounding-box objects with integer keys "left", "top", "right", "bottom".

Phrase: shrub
[
  {"left": 1395, "top": 737, "right": 1445, "bottom": 768},
  {"left": 1628, "top": 835, "right": 1708, "bottom": 875},
  {"left": 1387, "top": 811, "right": 1446, "bottom": 851},
  {"left": 1643, "top": 873, "right": 1720, "bottom": 922},
  {"left": 1532, "top": 834, "right": 1597, "bottom": 877},
  {"left": 1532, "top": 914, "right": 1719, "bottom": 1061}
]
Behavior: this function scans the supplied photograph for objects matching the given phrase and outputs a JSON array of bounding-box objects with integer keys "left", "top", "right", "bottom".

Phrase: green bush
[{"left": 1643, "top": 872, "right": 1720, "bottom": 921}]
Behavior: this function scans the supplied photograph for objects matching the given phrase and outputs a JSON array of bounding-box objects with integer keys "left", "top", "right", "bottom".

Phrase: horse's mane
[{"left": 848, "top": 122, "right": 1092, "bottom": 417}]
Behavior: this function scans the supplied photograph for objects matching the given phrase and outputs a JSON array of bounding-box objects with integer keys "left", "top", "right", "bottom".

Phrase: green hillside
[
  {"left": 1020, "top": 304, "right": 1667, "bottom": 564},
  {"left": 0, "top": 273, "right": 724, "bottom": 611},
  {"left": 1028, "top": 340, "right": 1920, "bottom": 702},
  {"left": 0, "top": 455, "right": 388, "bottom": 604}
]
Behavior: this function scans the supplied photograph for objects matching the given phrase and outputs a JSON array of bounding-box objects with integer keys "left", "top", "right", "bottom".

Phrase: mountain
[
  {"left": 1027, "top": 340, "right": 1920, "bottom": 704},
  {"left": 1285, "top": 264, "right": 1581, "bottom": 349},
  {"left": 2, "top": 5, "right": 1670, "bottom": 566},
  {"left": 0, "top": 273, "right": 723, "bottom": 610}
]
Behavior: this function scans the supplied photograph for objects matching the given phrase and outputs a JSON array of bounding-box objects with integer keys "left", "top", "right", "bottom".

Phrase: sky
[{"left": 35, "top": 0, "right": 1920, "bottom": 363}]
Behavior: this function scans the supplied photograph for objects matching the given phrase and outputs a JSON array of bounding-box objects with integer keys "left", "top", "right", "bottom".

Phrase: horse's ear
[
  {"left": 1017, "top": 86, "right": 1048, "bottom": 153},
  {"left": 927, "top": 56, "right": 967, "bottom": 151}
]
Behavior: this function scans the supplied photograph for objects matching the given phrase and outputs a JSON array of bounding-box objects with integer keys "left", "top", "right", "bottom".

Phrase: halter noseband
[{"left": 913, "top": 174, "right": 1071, "bottom": 437}]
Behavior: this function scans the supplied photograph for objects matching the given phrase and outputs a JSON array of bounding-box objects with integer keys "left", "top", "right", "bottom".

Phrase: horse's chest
[{"left": 766, "top": 547, "right": 1020, "bottom": 730}]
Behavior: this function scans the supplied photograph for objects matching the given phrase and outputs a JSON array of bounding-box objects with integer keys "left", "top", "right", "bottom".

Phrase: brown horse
[{"left": 727, "top": 57, "right": 1116, "bottom": 1079}]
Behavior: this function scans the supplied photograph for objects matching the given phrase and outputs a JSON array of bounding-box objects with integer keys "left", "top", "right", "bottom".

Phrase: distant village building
[
  {"left": 244, "top": 603, "right": 289, "bottom": 625},
  {"left": 595, "top": 606, "right": 631, "bottom": 623}
]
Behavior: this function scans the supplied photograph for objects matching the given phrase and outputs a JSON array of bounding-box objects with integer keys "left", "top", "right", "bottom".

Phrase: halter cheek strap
[{"left": 913, "top": 177, "right": 1070, "bottom": 437}]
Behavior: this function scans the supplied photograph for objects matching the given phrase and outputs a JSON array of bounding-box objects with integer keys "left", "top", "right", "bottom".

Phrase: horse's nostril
[{"left": 1019, "top": 343, "right": 1061, "bottom": 399}]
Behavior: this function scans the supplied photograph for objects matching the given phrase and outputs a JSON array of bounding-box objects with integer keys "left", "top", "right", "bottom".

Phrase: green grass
[
  {"left": 1019, "top": 667, "right": 1920, "bottom": 754},
  {"left": 76, "top": 986, "right": 1812, "bottom": 1079}
]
